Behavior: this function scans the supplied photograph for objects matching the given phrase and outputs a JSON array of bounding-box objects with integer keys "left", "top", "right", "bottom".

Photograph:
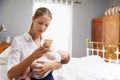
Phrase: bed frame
[{"left": 86, "top": 39, "right": 120, "bottom": 64}]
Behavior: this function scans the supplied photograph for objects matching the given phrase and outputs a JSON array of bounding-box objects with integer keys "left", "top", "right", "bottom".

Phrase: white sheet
[
  {"left": 0, "top": 65, "right": 8, "bottom": 80},
  {"left": 0, "top": 47, "right": 11, "bottom": 65},
  {"left": 1, "top": 54, "right": 120, "bottom": 80},
  {"left": 53, "top": 55, "right": 120, "bottom": 80},
  {"left": 0, "top": 47, "right": 10, "bottom": 80},
  {"left": 95, "top": 63, "right": 120, "bottom": 80}
]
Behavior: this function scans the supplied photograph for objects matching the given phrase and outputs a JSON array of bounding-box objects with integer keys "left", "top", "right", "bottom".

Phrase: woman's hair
[
  {"left": 30, "top": 7, "right": 52, "bottom": 29},
  {"left": 33, "top": 7, "right": 52, "bottom": 19}
]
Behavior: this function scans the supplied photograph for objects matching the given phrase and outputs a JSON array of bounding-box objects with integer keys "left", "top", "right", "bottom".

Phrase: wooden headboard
[
  {"left": 86, "top": 39, "right": 120, "bottom": 64},
  {"left": 0, "top": 43, "right": 11, "bottom": 53}
]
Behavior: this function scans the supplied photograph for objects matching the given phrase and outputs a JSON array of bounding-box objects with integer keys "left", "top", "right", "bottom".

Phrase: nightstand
[{"left": 0, "top": 43, "right": 11, "bottom": 53}]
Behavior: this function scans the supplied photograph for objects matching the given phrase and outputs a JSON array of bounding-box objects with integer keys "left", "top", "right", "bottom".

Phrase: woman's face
[{"left": 32, "top": 14, "right": 51, "bottom": 35}]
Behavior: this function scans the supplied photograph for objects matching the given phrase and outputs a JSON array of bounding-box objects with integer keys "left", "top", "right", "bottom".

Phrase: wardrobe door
[
  {"left": 104, "top": 14, "right": 120, "bottom": 60},
  {"left": 104, "top": 14, "right": 119, "bottom": 43},
  {"left": 92, "top": 17, "right": 104, "bottom": 42},
  {"left": 92, "top": 17, "right": 104, "bottom": 57}
]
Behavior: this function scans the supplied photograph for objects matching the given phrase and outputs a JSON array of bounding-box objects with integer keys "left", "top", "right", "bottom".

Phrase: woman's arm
[
  {"left": 7, "top": 54, "right": 36, "bottom": 80},
  {"left": 7, "top": 45, "right": 49, "bottom": 80},
  {"left": 43, "top": 62, "right": 62, "bottom": 70},
  {"left": 32, "top": 61, "right": 62, "bottom": 77}
]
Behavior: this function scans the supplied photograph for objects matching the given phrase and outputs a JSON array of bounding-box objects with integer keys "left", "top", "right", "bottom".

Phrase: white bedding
[
  {"left": 1, "top": 48, "right": 120, "bottom": 80},
  {"left": 0, "top": 47, "right": 10, "bottom": 80},
  {"left": 53, "top": 55, "right": 120, "bottom": 80},
  {"left": 0, "top": 65, "right": 8, "bottom": 80}
]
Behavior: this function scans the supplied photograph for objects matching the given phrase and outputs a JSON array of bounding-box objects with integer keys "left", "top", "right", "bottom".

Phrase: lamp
[
  {"left": 0, "top": 24, "right": 7, "bottom": 44},
  {"left": 0, "top": 24, "right": 7, "bottom": 32}
]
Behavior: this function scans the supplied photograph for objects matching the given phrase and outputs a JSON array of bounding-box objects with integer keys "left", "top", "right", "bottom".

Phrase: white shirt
[{"left": 7, "top": 32, "right": 61, "bottom": 73}]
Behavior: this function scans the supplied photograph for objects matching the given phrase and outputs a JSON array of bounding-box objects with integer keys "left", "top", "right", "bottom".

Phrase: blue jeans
[{"left": 31, "top": 72, "right": 54, "bottom": 80}]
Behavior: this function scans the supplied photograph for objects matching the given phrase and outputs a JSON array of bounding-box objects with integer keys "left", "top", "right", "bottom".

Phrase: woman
[{"left": 7, "top": 7, "right": 62, "bottom": 80}]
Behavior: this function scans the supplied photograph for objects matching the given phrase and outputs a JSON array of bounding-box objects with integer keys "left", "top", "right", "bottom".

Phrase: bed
[
  {"left": 1, "top": 40, "right": 120, "bottom": 80},
  {"left": 0, "top": 47, "right": 10, "bottom": 80}
]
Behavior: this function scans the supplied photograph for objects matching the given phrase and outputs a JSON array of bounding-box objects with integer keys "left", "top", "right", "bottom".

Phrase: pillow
[{"left": 0, "top": 47, "right": 11, "bottom": 65}]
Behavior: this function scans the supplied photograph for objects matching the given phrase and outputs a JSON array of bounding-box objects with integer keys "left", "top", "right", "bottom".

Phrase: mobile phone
[{"left": 43, "top": 39, "right": 53, "bottom": 46}]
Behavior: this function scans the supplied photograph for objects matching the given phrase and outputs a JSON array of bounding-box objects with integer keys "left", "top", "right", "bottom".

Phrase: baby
[
  {"left": 17, "top": 50, "right": 70, "bottom": 80},
  {"left": 57, "top": 50, "right": 70, "bottom": 64},
  {"left": 32, "top": 50, "right": 70, "bottom": 79}
]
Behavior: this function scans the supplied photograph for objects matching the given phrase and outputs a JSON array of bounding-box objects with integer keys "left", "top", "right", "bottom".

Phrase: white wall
[
  {"left": 0, "top": 0, "right": 32, "bottom": 41},
  {"left": 72, "top": 0, "right": 108, "bottom": 57},
  {"left": 0, "top": 0, "right": 115, "bottom": 57},
  {"left": 108, "top": 0, "right": 120, "bottom": 7}
]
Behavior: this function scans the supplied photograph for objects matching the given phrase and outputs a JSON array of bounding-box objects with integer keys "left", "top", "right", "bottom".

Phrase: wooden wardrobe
[
  {"left": 92, "top": 14, "right": 120, "bottom": 43},
  {"left": 92, "top": 14, "right": 120, "bottom": 60}
]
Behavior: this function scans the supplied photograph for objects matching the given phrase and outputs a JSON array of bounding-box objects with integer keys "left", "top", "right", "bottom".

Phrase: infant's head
[{"left": 57, "top": 50, "right": 70, "bottom": 64}]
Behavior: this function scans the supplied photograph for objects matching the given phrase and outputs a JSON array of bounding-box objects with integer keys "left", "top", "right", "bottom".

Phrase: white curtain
[{"left": 33, "top": 0, "right": 73, "bottom": 54}]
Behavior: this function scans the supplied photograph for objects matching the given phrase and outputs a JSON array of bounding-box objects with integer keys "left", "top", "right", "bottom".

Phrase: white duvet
[
  {"left": 1, "top": 48, "right": 120, "bottom": 80},
  {"left": 53, "top": 55, "right": 120, "bottom": 80}
]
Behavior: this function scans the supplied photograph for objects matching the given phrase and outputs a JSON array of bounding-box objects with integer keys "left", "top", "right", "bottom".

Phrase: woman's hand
[
  {"left": 32, "top": 44, "right": 50, "bottom": 59},
  {"left": 31, "top": 61, "right": 62, "bottom": 77},
  {"left": 32, "top": 61, "right": 51, "bottom": 77}
]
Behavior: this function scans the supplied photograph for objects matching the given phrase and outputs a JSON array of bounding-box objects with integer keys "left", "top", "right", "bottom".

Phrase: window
[{"left": 33, "top": 1, "right": 72, "bottom": 53}]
